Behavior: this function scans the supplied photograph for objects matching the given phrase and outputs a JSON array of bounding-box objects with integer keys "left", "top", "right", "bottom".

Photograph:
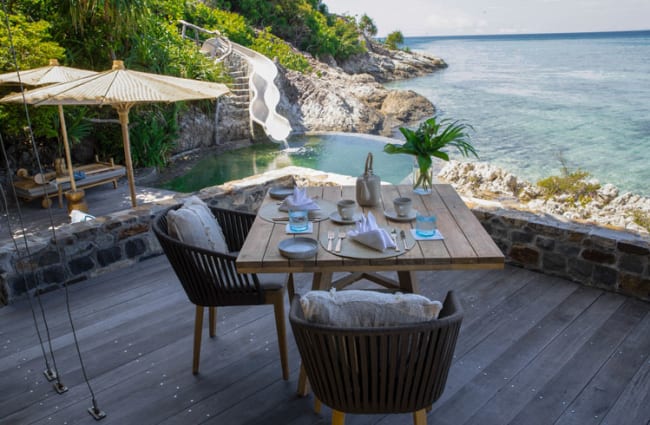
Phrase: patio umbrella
[
  {"left": 1, "top": 60, "right": 230, "bottom": 207},
  {"left": 0, "top": 59, "right": 98, "bottom": 193}
]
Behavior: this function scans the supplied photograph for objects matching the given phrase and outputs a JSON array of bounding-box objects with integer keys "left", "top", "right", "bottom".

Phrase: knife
[{"left": 400, "top": 230, "right": 408, "bottom": 251}]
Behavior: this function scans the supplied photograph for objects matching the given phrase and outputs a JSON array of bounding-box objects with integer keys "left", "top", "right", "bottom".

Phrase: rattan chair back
[
  {"left": 290, "top": 291, "right": 463, "bottom": 415},
  {"left": 152, "top": 204, "right": 264, "bottom": 306}
]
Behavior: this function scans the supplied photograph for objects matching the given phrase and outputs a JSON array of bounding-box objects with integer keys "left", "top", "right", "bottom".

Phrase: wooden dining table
[{"left": 236, "top": 184, "right": 505, "bottom": 294}]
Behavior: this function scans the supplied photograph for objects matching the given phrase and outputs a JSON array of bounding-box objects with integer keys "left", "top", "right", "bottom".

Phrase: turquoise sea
[{"left": 386, "top": 31, "right": 650, "bottom": 196}]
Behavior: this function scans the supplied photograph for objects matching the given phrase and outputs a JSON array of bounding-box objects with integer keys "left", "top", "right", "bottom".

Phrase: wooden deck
[
  {"left": 1, "top": 255, "right": 648, "bottom": 425},
  {"left": 1, "top": 178, "right": 177, "bottom": 245}
]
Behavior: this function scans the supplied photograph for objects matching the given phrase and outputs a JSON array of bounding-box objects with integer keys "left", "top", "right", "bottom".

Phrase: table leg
[
  {"left": 311, "top": 271, "right": 334, "bottom": 290},
  {"left": 397, "top": 271, "right": 420, "bottom": 293}
]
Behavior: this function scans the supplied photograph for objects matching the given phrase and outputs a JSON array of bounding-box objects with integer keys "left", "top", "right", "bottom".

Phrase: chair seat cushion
[
  {"left": 300, "top": 289, "right": 443, "bottom": 327},
  {"left": 167, "top": 196, "right": 228, "bottom": 253}
]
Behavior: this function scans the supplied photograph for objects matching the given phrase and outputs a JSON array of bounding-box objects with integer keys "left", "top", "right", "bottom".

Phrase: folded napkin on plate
[
  {"left": 347, "top": 211, "right": 396, "bottom": 252},
  {"left": 280, "top": 187, "right": 320, "bottom": 211}
]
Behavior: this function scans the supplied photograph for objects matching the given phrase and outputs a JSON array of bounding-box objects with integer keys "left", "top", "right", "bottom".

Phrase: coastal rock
[
  {"left": 339, "top": 38, "right": 447, "bottom": 82},
  {"left": 438, "top": 160, "right": 650, "bottom": 235},
  {"left": 277, "top": 57, "right": 435, "bottom": 135}
]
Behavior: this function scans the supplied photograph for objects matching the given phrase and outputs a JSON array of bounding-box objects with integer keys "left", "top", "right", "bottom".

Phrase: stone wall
[
  {"left": 1, "top": 168, "right": 648, "bottom": 306},
  {"left": 473, "top": 207, "right": 649, "bottom": 301}
]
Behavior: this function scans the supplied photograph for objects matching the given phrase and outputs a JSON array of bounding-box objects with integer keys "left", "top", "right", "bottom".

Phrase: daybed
[{"left": 12, "top": 157, "right": 126, "bottom": 208}]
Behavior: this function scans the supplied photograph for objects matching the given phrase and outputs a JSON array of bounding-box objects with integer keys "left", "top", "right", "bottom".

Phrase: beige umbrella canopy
[
  {"left": 0, "top": 59, "right": 98, "bottom": 193},
  {"left": 1, "top": 60, "right": 230, "bottom": 207},
  {"left": 0, "top": 58, "right": 97, "bottom": 86}
]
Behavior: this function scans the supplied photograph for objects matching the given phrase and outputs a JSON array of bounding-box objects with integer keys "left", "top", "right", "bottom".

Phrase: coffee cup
[
  {"left": 393, "top": 197, "right": 412, "bottom": 217},
  {"left": 337, "top": 199, "right": 356, "bottom": 221}
]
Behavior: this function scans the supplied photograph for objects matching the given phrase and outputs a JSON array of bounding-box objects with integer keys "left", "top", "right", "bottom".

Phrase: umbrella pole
[
  {"left": 58, "top": 106, "right": 88, "bottom": 213},
  {"left": 118, "top": 108, "right": 137, "bottom": 208},
  {"left": 58, "top": 105, "right": 77, "bottom": 192}
]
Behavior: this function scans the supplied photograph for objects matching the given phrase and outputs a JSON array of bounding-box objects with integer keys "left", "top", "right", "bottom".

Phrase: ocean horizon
[{"left": 386, "top": 30, "right": 650, "bottom": 197}]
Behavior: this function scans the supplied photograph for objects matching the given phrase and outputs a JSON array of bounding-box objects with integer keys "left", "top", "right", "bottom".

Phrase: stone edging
[
  {"left": 1, "top": 168, "right": 648, "bottom": 305},
  {"left": 473, "top": 205, "right": 649, "bottom": 301}
]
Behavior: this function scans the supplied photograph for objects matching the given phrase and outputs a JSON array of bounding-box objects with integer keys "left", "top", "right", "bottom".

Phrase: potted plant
[{"left": 383, "top": 115, "right": 478, "bottom": 194}]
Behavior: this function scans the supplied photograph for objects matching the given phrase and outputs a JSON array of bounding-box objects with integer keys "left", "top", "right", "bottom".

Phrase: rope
[{"left": 1, "top": 1, "right": 105, "bottom": 418}]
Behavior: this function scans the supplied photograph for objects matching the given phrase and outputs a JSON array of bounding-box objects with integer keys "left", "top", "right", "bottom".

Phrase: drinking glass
[
  {"left": 288, "top": 209, "right": 309, "bottom": 232},
  {"left": 415, "top": 213, "right": 437, "bottom": 237}
]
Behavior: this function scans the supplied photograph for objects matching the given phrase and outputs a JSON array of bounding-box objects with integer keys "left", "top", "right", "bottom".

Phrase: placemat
[
  {"left": 319, "top": 228, "right": 416, "bottom": 259},
  {"left": 258, "top": 199, "right": 336, "bottom": 223}
]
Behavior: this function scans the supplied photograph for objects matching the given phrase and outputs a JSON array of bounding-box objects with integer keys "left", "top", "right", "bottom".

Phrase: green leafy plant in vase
[{"left": 383, "top": 115, "right": 478, "bottom": 194}]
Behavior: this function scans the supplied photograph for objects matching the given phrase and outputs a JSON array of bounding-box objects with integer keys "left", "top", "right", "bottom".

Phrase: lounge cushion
[
  {"left": 300, "top": 289, "right": 443, "bottom": 327},
  {"left": 167, "top": 196, "right": 229, "bottom": 253}
]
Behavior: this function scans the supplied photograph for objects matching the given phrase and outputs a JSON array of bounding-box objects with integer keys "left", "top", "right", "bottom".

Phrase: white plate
[
  {"left": 329, "top": 211, "right": 363, "bottom": 224},
  {"left": 269, "top": 186, "right": 294, "bottom": 200},
  {"left": 384, "top": 209, "right": 417, "bottom": 222},
  {"left": 278, "top": 237, "right": 319, "bottom": 259}
]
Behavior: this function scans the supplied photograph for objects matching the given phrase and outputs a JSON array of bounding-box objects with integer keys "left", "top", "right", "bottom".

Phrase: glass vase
[{"left": 412, "top": 160, "right": 433, "bottom": 194}]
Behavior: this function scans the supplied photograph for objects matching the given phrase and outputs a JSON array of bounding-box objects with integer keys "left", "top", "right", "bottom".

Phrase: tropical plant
[
  {"left": 383, "top": 116, "right": 478, "bottom": 193},
  {"left": 129, "top": 104, "right": 179, "bottom": 168}
]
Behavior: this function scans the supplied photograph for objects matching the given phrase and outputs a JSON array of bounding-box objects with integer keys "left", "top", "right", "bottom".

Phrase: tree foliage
[
  {"left": 358, "top": 14, "right": 377, "bottom": 37},
  {"left": 385, "top": 30, "right": 404, "bottom": 50},
  {"left": 0, "top": 11, "right": 65, "bottom": 70},
  {"left": 221, "top": 0, "right": 366, "bottom": 61}
]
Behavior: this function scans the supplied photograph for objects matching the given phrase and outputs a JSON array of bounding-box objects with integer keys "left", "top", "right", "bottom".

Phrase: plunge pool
[{"left": 160, "top": 133, "right": 415, "bottom": 193}]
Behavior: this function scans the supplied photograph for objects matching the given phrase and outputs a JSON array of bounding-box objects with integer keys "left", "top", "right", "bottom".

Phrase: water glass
[
  {"left": 288, "top": 209, "right": 309, "bottom": 232},
  {"left": 415, "top": 213, "right": 437, "bottom": 237}
]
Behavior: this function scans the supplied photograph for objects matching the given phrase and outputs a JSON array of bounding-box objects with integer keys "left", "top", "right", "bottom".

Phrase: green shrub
[
  {"left": 251, "top": 29, "right": 311, "bottom": 73},
  {"left": 631, "top": 210, "right": 650, "bottom": 232},
  {"left": 537, "top": 169, "right": 601, "bottom": 206},
  {"left": 184, "top": 3, "right": 254, "bottom": 46}
]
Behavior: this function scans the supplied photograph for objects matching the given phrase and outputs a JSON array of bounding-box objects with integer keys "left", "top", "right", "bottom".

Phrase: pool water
[{"left": 160, "top": 133, "right": 416, "bottom": 193}]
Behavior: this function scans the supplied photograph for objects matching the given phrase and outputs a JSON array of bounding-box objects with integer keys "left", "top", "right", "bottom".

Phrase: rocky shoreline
[{"left": 438, "top": 160, "right": 650, "bottom": 236}]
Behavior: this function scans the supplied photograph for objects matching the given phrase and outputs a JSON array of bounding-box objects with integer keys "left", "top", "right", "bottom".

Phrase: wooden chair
[
  {"left": 289, "top": 291, "right": 463, "bottom": 425},
  {"left": 152, "top": 204, "right": 289, "bottom": 379}
]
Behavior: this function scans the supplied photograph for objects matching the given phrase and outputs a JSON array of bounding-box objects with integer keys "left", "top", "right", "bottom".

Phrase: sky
[{"left": 323, "top": 0, "right": 650, "bottom": 37}]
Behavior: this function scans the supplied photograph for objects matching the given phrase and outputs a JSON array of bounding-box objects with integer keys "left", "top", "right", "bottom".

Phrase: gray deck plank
[
  {"left": 0, "top": 257, "right": 648, "bottom": 425},
  {"left": 552, "top": 310, "right": 650, "bottom": 425},
  {"left": 500, "top": 297, "right": 648, "bottom": 425}
]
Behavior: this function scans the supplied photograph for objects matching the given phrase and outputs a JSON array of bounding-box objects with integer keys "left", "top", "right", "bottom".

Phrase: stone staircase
[{"left": 215, "top": 51, "right": 253, "bottom": 142}]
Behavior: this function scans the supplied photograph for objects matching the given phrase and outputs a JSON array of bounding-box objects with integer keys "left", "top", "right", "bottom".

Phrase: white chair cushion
[
  {"left": 300, "top": 289, "right": 443, "bottom": 327},
  {"left": 167, "top": 196, "right": 229, "bottom": 253}
]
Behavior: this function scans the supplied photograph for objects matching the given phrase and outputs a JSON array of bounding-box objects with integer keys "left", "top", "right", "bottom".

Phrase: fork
[
  {"left": 327, "top": 230, "right": 335, "bottom": 251},
  {"left": 391, "top": 229, "right": 400, "bottom": 252},
  {"left": 335, "top": 231, "right": 346, "bottom": 253}
]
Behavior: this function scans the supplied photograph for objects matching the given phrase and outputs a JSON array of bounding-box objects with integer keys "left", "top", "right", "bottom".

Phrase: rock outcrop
[
  {"left": 339, "top": 37, "right": 448, "bottom": 82},
  {"left": 277, "top": 49, "right": 441, "bottom": 136}
]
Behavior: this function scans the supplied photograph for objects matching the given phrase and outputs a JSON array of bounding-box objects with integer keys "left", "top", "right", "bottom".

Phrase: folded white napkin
[
  {"left": 280, "top": 187, "right": 320, "bottom": 211},
  {"left": 347, "top": 212, "right": 396, "bottom": 251}
]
